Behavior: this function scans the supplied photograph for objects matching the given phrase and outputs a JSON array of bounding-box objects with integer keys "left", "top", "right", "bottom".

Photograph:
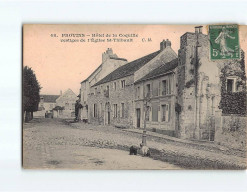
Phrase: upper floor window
[
  {"left": 114, "top": 82, "right": 117, "bottom": 90},
  {"left": 152, "top": 80, "right": 159, "bottom": 97},
  {"left": 121, "top": 80, "right": 126, "bottom": 88},
  {"left": 145, "top": 84, "right": 151, "bottom": 97},
  {"left": 161, "top": 77, "right": 171, "bottom": 95},
  {"left": 226, "top": 77, "right": 236, "bottom": 92},
  {"left": 136, "top": 86, "right": 140, "bottom": 99}
]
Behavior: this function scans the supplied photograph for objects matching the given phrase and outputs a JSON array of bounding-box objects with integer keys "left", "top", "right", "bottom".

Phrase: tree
[{"left": 23, "top": 66, "right": 41, "bottom": 122}]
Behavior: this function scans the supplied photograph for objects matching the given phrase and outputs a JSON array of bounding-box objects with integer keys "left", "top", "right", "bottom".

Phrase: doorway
[{"left": 136, "top": 108, "right": 141, "bottom": 128}]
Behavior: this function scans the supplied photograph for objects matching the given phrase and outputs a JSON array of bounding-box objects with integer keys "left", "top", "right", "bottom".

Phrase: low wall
[{"left": 215, "top": 112, "right": 246, "bottom": 151}]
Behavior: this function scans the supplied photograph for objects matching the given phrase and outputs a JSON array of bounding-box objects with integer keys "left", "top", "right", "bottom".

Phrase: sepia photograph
[{"left": 22, "top": 24, "right": 247, "bottom": 170}]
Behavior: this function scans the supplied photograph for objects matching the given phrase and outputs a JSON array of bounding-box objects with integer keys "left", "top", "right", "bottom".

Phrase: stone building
[
  {"left": 78, "top": 48, "right": 127, "bottom": 121},
  {"left": 79, "top": 26, "right": 246, "bottom": 149},
  {"left": 33, "top": 95, "right": 59, "bottom": 118},
  {"left": 134, "top": 59, "right": 178, "bottom": 136},
  {"left": 53, "top": 88, "right": 78, "bottom": 118},
  {"left": 177, "top": 27, "right": 246, "bottom": 142},
  {"left": 87, "top": 40, "right": 177, "bottom": 128}
]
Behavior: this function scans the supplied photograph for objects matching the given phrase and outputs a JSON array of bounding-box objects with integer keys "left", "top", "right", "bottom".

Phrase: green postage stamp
[{"left": 209, "top": 24, "right": 240, "bottom": 60}]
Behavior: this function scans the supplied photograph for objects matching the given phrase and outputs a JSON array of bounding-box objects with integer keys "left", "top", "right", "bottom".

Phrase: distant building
[
  {"left": 33, "top": 95, "right": 59, "bottom": 118},
  {"left": 53, "top": 88, "right": 78, "bottom": 118}
]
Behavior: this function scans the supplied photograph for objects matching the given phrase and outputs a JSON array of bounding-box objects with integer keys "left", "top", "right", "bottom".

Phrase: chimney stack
[
  {"left": 160, "top": 40, "right": 166, "bottom": 50},
  {"left": 166, "top": 39, "right": 171, "bottom": 47},
  {"left": 195, "top": 26, "right": 203, "bottom": 34}
]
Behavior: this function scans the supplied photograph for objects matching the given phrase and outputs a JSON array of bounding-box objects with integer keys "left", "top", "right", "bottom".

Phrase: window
[
  {"left": 226, "top": 78, "right": 236, "bottom": 92},
  {"left": 121, "top": 80, "right": 126, "bottom": 88},
  {"left": 162, "top": 80, "right": 167, "bottom": 95},
  {"left": 152, "top": 80, "right": 159, "bottom": 97},
  {"left": 93, "top": 104, "right": 98, "bottom": 117},
  {"left": 146, "top": 84, "right": 151, "bottom": 97},
  {"left": 113, "top": 104, "right": 118, "bottom": 118},
  {"left": 114, "top": 82, "right": 117, "bottom": 90},
  {"left": 161, "top": 104, "right": 170, "bottom": 122},
  {"left": 145, "top": 106, "right": 150, "bottom": 121},
  {"left": 100, "top": 103, "right": 103, "bottom": 117},
  {"left": 152, "top": 102, "right": 159, "bottom": 122},
  {"left": 121, "top": 103, "right": 124, "bottom": 118},
  {"left": 65, "top": 102, "right": 69, "bottom": 109},
  {"left": 136, "top": 86, "right": 140, "bottom": 99},
  {"left": 161, "top": 76, "right": 172, "bottom": 95}
]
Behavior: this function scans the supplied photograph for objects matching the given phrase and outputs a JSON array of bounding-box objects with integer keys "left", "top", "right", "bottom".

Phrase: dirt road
[{"left": 23, "top": 118, "right": 180, "bottom": 169}]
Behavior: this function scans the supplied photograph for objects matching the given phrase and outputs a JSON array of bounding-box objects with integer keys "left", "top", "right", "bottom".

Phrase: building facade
[
  {"left": 53, "top": 89, "right": 78, "bottom": 118},
  {"left": 87, "top": 39, "right": 177, "bottom": 128},
  {"left": 177, "top": 27, "right": 246, "bottom": 141},
  {"left": 79, "top": 27, "right": 246, "bottom": 149},
  {"left": 33, "top": 95, "right": 59, "bottom": 118},
  {"left": 78, "top": 48, "right": 128, "bottom": 121}
]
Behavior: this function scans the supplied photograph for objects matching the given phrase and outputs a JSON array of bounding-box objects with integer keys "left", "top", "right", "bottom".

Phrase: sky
[{"left": 23, "top": 24, "right": 247, "bottom": 95}]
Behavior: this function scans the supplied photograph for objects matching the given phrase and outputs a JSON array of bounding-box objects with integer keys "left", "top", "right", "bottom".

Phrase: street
[{"left": 23, "top": 118, "right": 180, "bottom": 169}]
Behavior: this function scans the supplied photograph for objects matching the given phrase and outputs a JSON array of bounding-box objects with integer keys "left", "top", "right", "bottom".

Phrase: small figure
[
  {"left": 140, "top": 143, "right": 151, "bottom": 157},
  {"left": 129, "top": 145, "right": 138, "bottom": 155}
]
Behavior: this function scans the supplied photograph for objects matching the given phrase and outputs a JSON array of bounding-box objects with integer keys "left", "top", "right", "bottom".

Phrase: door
[
  {"left": 136, "top": 108, "right": 141, "bottom": 128},
  {"left": 108, "top": 111, "right": 110, "bottom": 125}
]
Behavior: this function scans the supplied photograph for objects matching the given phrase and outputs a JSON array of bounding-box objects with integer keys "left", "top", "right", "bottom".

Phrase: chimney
[
  {"left": 165, "top": 39, "right": 171, "bottom": 47},
  {"left": 102, "top": 48, "right": 114, "bottom": 62},
  {"left": 195, "top": 26, "right": 203, "bottom": 34},
  {"left": 160, "top": 40, "right": 166, "bottom": 50},
  {"left": 60, "top": 90, "right": 62, "bottom": 96}
]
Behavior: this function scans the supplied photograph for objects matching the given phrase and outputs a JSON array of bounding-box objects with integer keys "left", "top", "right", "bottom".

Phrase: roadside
[
  {"left": 22, "top": 118, "right": 180, "bottom": 169},
  {"left": 69, "top": 120, "right": 246, "bottom": 169}
]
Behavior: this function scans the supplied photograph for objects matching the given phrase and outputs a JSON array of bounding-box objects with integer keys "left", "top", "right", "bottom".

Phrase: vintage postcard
[{"left": 23, "top": 24, "right": 247, "bottom": 169}]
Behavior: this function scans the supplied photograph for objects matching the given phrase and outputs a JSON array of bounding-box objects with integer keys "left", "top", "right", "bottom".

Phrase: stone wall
[
  {"left": 215, "top": 112, "right": 246, "bottom": 151},
  {"left": 88, "top": 75, "right": 135, "bottom": 128}
]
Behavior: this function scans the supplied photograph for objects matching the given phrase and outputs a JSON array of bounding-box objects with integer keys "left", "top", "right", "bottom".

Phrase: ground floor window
[
  {"left": 93, "top": 104, "right": 97, "bottom": 117},
  {"left": 152, "top": 102, "right": 159, "bottom": 122},
  {"left": 161, "top": 104, "right": 170, "bottom": 122},
  {"left": 121, "top": 103, "right": 124, "bottom": 118},
  {"left": 113, "top": 104, "right": 118, "bottom": 118}
]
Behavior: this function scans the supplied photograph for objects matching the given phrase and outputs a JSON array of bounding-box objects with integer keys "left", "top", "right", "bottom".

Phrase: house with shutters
[
  {"left": 78, "top": 48, "right": 127, "bottom": 122},
  {"left": 87, "top": 39, "right": 177, "bottom": 129},
  {"left": 134, "top": 58, "right": 178, "bottom": 136}
]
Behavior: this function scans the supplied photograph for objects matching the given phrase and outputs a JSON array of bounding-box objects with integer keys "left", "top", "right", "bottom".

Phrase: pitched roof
[
  {"left": 40, "top": 95, "right": 59, "bottom": 103},
  {"left": 135, "top": 58, "right": 178, "bottom": 84},
  {"left": 81, "top": 64, "right": 102, "bottom": 83},
  {"left": 93, "top": 50, "right": 161, "bottom": 86}
]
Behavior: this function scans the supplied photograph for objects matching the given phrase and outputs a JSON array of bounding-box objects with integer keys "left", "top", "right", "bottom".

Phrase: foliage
[
  {"left": 185, "top": 79, "right": 194, "bottom": 88},
  {"left": 53, "top": 106, "right": 64, "bottom": 111},
  {"left": 23, "top": 66, "right": 41, "bottom": 112},
  {"left": 219, "top": 92, "right": 247, "bottom": 115}
]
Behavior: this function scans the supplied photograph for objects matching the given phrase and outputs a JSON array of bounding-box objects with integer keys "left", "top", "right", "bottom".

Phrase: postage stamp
[{"left": 209, "top": 24, "right": 240, "bottom": 60}]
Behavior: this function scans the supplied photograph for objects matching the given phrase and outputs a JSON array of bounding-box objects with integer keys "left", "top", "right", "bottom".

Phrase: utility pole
[
  {"left": 142, "top": 92, "right": 151, "bottom": 146},
  {"left": 194, "top": 26, "right": 202, "bottom": 139}
]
